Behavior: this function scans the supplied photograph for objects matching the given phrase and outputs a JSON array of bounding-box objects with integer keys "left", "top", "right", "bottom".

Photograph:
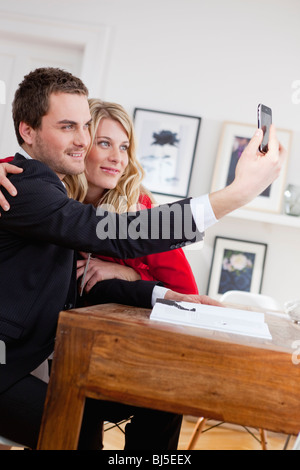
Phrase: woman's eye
[{"left": 96, "top": 140, "right": 109, "bottom": 147}]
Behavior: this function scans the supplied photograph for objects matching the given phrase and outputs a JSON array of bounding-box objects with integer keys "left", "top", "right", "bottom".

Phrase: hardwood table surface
[{"left": 37, "top": 302, "right": 300, "bottom": 450}]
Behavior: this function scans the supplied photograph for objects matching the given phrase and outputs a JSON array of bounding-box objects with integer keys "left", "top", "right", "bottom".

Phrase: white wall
[{"left": 1, "top": 0, "right": 300, "bottom": 306}]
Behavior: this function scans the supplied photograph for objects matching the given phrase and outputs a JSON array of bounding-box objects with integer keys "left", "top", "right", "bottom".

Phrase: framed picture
[
  {"left": 211, "top": 121, "right": 292, "bottom": 213},
  {"left": 207, "top": 237, "right": 267, "bottom": 301},
  {"left": 133, "top": 108, "right": 201, "bottom": 198}
]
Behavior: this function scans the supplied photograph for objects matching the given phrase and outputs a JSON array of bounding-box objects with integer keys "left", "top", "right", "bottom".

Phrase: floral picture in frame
[
  {"left": 207, "top": 237, "right": 267, "bottom": 301},
  {"left": 133, "top": 108, "right": 201, "bottom": 198},
  {"left": 211, "top": 121, "right": 292, "bottom": 213}
]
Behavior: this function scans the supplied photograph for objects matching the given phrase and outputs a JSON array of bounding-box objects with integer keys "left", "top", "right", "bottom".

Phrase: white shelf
[
  {"left": 227, "top": 208, "right": 300, "bottom": 228},
  {"left": 155, "top": 193, "right": 300, "bottom": 228}
]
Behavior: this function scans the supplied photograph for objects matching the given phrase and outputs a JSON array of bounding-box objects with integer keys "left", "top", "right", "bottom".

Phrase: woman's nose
[{"left": 108, "top": 146, "right": 121, "bottom": 162}]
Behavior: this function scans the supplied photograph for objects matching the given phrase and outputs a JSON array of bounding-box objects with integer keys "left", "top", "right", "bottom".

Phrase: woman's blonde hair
[
  {"left": 64, "top": 172, "right": 88, "bottom": 203},
  {"left": 87, "top": 99, "right": 154, "bottom": 212}
]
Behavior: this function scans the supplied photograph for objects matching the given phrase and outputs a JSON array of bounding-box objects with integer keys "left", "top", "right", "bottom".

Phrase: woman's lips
[{"left": 100, "top": 167, "right": 120, "bottom": 175}]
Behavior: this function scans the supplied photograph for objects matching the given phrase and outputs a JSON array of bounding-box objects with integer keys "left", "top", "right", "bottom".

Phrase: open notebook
[{"left": 150, "top": 299, "right": 272, "bottom": 340}]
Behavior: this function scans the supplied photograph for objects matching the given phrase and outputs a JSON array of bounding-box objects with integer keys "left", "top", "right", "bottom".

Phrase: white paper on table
[{"left": 150, "top": 299, "right": 272, "bottom": 340}]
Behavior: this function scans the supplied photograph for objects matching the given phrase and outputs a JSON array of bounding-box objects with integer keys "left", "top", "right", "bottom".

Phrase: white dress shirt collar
[{"left": 18, "top": 147, "right": 32, "bottom": 160}]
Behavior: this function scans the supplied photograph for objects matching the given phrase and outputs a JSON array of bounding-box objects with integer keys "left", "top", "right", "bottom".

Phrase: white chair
[
  {"left": 220, "top": 290, "right": 282, "bottom": 311},
  {"left": 187, "top": 290, "right": 282, "bottom": 451},
  {"left": 292, "top": 432, "right": 300, "bottom": 450},
  {"left": 0, "top": 436, "right": 25, "bottom": 449}
]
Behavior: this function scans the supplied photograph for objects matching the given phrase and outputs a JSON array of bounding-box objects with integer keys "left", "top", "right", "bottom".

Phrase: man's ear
[{"left": 19, "top": 121, "right": 35, "bottom": 145}]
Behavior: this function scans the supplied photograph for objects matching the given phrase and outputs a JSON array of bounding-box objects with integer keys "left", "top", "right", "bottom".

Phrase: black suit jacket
[{"left": 0, "top": 154, "right": 203, "bottom": 392}]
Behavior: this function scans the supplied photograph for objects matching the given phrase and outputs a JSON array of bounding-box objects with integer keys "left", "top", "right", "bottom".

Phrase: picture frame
[
  {"left": 133, "top": 108, "right": 201, "bottom": 198},
  {"left": 207, "top": 236, "right": 267, "bottom": 301},
  {"left": 211, "top": 121, "right": 292, "bottom": 213}
]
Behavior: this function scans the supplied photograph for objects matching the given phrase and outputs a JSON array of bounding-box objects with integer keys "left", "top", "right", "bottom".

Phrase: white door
[
  {"left": 0, "top": 13, "right": 110, "bottom": 158},
  {"left": 0, "top": 34, "right": 83, "bottom": 157}
]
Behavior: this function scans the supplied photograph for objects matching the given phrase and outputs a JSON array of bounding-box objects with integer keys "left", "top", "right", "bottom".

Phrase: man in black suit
[{"left": 0, "top": 68, "right": 285, "bottom": 449}]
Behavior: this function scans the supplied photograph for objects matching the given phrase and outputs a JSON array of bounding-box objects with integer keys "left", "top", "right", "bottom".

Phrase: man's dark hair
[{"left": 12, "top": 67, "right": 89, "bottom": 145}]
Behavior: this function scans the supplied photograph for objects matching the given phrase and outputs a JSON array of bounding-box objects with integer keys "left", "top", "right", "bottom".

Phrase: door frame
[{"left": 0, "top": 10, "right": 110, "bottom": 97}]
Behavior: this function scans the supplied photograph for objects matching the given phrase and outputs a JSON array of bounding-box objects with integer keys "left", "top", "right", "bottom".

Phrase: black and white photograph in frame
[{"left": 133, "top": 108, "right": 201, "bottom": 198}]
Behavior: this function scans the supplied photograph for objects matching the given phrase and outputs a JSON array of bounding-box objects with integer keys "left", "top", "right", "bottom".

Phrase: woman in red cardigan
[
  {"left": 2, "top": 100, "right": 198, "bottom": 295},
  {"left": 76, "top": 99, "right": 199, "bottom": 295}
]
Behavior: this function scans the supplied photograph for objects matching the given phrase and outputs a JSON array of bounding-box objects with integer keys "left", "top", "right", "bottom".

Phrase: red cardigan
[{"left": 2, "top": 156, "right": 198, "bottom": 294}]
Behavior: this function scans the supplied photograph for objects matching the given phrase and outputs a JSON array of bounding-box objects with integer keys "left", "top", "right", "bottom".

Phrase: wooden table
[{"left": 37, "top": 303, "right": 300, "bottom": 450}]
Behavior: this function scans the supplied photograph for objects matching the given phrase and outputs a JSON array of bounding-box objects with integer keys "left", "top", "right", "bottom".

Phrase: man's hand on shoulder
[{"left": 0, "top": 161, "right": 23, "bottom": 214}]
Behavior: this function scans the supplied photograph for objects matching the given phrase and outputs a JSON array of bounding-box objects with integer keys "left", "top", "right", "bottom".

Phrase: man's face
[{"left": 28, "top": 92, "right": 92, "bottom": 179}]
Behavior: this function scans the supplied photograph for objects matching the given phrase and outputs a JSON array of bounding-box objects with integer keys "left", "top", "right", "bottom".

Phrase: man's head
[{"left": 12, "top": 67, "right": 92, "bottom": 179}]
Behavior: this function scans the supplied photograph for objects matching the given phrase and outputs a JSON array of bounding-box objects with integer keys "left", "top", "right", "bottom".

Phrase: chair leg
[
  {"left": 186, "top": 417, "right": 207, "bottom": 450},
  {"left": 283, "top": 434, "right": 291, "bottom": 450},
  {"left": 259, "top": 428, "right": 268, "bottom": 450}
]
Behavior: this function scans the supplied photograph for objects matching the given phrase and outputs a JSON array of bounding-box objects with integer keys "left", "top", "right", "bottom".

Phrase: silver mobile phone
[{"left": 257, "top": 103, "right": 272, "bottom": 153}]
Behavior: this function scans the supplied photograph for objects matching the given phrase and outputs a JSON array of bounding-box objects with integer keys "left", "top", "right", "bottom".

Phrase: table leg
[{"left": 37, "top": 318, "right": 94, "bottom": 449}]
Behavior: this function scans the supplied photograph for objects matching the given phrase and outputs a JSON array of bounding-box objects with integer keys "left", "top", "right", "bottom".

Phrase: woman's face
[{"left": 85, "top": 117, "right": 129, "bottom": 196}]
